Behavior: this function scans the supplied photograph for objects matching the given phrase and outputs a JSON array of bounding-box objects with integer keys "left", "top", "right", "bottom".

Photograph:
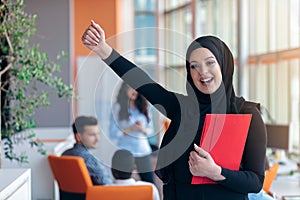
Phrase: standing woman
[
  {"left": 82, "top": 20, "right": 267, "bottom": 200},
  {"left": 109, "top": 82, "right": 155, "bottom": 184}
]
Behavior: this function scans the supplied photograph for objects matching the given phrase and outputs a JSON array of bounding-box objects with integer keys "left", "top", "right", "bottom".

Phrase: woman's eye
[
  {"left": 207, "top": 61, "right": 215, "bottom": 66},
  {"left": 190, "top": 64, "right": 199, "bottom": 69}
]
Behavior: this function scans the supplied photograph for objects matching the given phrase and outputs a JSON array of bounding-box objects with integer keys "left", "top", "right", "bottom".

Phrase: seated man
[
  {"left": 111, "top": 149, "right": 160, "bottom": 200},
  {"left": 62, "top": 116, "right": 113, "bottom": 185}
]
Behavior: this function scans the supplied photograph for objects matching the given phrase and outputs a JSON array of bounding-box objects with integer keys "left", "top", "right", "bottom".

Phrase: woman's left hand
[
  {"left": 188, "top": 144, "right": 225, "bottom": 181},
  {"left": 134, "top": 122, "right": 152, "bottom": 135}
]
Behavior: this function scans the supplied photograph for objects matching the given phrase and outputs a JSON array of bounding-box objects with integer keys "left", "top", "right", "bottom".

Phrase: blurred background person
[
  {"left": 62, "top": 116, "right": 114, "bottom": 185},
  {"left": 110, "top": 149, "right": 160, "bottom": 200},
  {"left": 109, "top": 82, "right": 155, "bottom": 184}
]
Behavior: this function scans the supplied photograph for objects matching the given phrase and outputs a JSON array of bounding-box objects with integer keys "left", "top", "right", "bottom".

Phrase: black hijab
[{"left": 185, "top": 35, "right": 245, "bottom": 114}]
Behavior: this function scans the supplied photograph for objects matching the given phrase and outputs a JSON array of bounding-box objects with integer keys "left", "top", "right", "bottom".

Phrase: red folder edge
[{"left": 191, "top": 114, "right": 252, "bottom": 184}]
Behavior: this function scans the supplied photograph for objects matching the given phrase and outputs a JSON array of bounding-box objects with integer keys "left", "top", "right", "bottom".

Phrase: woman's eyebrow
[
  {"left": 205, "top": 56, "right": 215, "bottom": 60},
  {"left": 190, "top": 56, "right": 215, "bottom": 63}
]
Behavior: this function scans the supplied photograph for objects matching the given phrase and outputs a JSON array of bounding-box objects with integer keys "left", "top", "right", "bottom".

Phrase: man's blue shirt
[{"left": 62, "top": 143, "right": 113, "bottom": 185}]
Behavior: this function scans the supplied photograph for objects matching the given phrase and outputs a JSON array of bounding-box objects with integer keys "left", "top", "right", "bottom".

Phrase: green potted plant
[{"left": 0, "top": 0, "right": 73, "bottom": 165}]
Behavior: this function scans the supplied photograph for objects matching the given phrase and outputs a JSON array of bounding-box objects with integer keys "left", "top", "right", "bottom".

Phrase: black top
[{"left": 103, "top": 49, "right": 267, "bottom": 200}]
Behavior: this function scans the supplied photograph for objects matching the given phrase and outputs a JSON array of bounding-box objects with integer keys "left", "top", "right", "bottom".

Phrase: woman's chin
[{"left": 197, "top": 86, "right": 213, "bottom": 94}]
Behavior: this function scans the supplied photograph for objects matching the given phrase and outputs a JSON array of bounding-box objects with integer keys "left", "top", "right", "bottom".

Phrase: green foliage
[{"left": 0, "top": 0, "right": 73, "bottom": 163}]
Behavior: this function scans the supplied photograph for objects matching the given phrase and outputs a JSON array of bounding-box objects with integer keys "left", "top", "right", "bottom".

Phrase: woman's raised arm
[{"left": 81, "top": 20, "right": 180, "bottom": 120}]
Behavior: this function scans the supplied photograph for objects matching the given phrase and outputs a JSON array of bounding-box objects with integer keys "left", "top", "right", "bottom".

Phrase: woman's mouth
[{"left": 200, "top": 77, "right": 213, "bottom": 85}]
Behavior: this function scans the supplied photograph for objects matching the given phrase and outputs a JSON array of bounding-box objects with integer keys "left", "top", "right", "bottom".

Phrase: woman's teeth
[{"left": 200, "top": 77, "right": 213, "bottom": 83}]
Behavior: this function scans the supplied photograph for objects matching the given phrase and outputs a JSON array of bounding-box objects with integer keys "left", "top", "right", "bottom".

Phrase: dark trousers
[{"left": 135, "top": 154, "right": 155, "bottom": 184}]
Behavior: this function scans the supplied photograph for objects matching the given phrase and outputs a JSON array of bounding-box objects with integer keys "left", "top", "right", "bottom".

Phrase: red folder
[{"left": 191, "top": 114, "right": 252, "bottom": 184}]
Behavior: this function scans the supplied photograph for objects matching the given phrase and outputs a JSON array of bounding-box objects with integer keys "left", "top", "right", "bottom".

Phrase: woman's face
[
  {"left": 126, "top": 86, "right": 138, "bottom": 101},
  {"left": 189, "top": 48, "right": 222, "bottom": 94}
]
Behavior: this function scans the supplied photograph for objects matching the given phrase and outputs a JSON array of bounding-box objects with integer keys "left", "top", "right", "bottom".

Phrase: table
[
  {"left": 0, "top": 168, "right": 31, "bottom": 200},
  {"left": 271, "top": 173, "right": 300, "bottom": 200}
]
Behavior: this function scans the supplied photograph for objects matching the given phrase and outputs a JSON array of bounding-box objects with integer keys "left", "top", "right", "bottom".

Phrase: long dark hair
[{"left": 116, "top": 82, "right": 150, "bottom": 122}]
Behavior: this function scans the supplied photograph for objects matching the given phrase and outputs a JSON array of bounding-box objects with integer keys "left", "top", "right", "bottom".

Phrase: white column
[{"left": 237, "top": 0, "right": 248, "bottom": 97}]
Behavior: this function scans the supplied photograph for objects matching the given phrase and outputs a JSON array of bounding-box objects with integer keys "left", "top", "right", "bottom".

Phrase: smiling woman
[
  {"left": 81, "top": 21, "right": 267, "bottom": 200},
  {"left": 189, "top": 48, "right": 222, "bottom": 94}
]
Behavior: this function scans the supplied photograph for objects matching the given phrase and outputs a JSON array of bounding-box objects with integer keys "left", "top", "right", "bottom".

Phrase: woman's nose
[{"left": 195, "top": 65, "right": 207, "bottom": 75}]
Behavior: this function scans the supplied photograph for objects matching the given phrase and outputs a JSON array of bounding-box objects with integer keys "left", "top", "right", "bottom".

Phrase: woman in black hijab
[{"left": 82, "top": 20, "right": 267, "bottom": 200}]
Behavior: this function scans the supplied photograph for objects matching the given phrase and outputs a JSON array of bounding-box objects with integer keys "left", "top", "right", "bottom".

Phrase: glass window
[
  {"left": 135, "top": 0, "right": 156, "bottom": 11},
  {"left": 134, "top": 0, "right": 159, "bottom": 146},
  {"left": 135, "top": 14, "right": 156, "bottom": 57},
  {"left": 165, "top": 66, "right": 186, "bottom": 94},
  {"left": 165, "top": 0, "right": 191, "bottom": 10},
  {"left": 196, "top": 1, "right": 207, "bottom": 36},
  {"left": 247, "top": 0, "right": 300, "bottom": 148},
  {"left": 269, "top": 0, "right": 276, "bottom": 52},
  {"left": 160, "top": 0, "right": 300, "bottom": 152},
  {"left": 290, "top": 0, "right": 300, "bottom": 48},
  {"left": 254, "top": 0, "right": 268, "bottom": 53},
  {"left": 134, "top": 0, "right": 157, "bottom": 64},
  {"left": 164, "top": 1, "right": 192, "bottom": 94},
  {"left": 276, "top": 1, "right": 289, "bottom": 51},
  {"left": 289, "top": 59, "right": 300, "bottom": 152},
  {"left": 195, "top": 0, "right": 237, "bottom": 55}
]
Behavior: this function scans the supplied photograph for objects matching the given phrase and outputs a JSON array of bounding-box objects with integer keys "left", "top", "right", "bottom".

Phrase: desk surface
[
  {"left": 0, "top": 168, "right": 31, "bottom": 200},
  {"left": 271, "top": 173, "right": 300, "bottom": 199},
  {"left": 269, "top": 157, "right": 299, "bottom": 175}
]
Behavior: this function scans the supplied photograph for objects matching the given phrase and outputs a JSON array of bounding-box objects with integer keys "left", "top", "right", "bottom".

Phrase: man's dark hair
[
  {"left": 72, "top": 116, "right": 98, "bottom": 135},
  {"left": 111, "top": 149, "right": 135, "bottom": 180}
]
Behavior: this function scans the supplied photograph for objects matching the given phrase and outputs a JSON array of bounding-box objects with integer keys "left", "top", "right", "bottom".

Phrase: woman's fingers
[
  {"left": 82, "top": 31, "right": 98, "bottom": 46},
  {"left": 189, "top": 144, "right": 210, "bottom": 175},
  {"left": 194, "top": 143, "right": 209, "bottom": 158},
  {"left": 91, "top": 20, "right": 103, "bottom": 37},
  {"left": 82, "top": 31, "right": 97, "bottom": 46},
  {"left": 189, "top": 150, "right": 199, "bottom": 162}
]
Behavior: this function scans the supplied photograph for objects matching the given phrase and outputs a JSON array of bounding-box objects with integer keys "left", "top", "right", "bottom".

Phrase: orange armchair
[
  {"left": 48, "top": 154, "right": 93, "bottom": 200},
  {"left": 262, "top": 162, "right": 279, "bottom": 195},
  {"left": 86, "top": 185, "right": 153, "bottom": 200},
  {"left": 48, "top": 154, "right": 154, "bottom": 200}
]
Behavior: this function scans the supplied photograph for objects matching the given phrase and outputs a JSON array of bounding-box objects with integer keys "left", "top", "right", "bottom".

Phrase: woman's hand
[
  {"left": 189, "top": 144, "right": 225, "bottom": 181},
  {"left": 134, "top": 122, "right": 152, "bottom": 135},
  {"left": 81, "top": 20, "right": 112, "bottom": 59},
  {"left": 123, "top": 122, "right": 151, "bottom": 135}
]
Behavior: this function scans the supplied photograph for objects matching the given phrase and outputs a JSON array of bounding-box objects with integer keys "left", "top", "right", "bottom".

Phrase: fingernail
[{"left": 194, "top": 143, "right": 198, "bottom": 148}]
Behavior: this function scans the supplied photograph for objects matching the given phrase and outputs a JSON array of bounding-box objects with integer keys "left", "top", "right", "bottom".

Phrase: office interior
[{"left": 1, "top": 0, "right": 300, "bottom": 200}]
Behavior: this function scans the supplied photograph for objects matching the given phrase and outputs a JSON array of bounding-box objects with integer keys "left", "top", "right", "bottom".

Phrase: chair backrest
[
  {"left": 86, "top": 185, "right": 153, "bottom": 200},
  {"left": 262, "top": 162, "right": 279, "bottom": 194},
  {"left": 48, "top": 154, "right": 93, "bottom": 193}
]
